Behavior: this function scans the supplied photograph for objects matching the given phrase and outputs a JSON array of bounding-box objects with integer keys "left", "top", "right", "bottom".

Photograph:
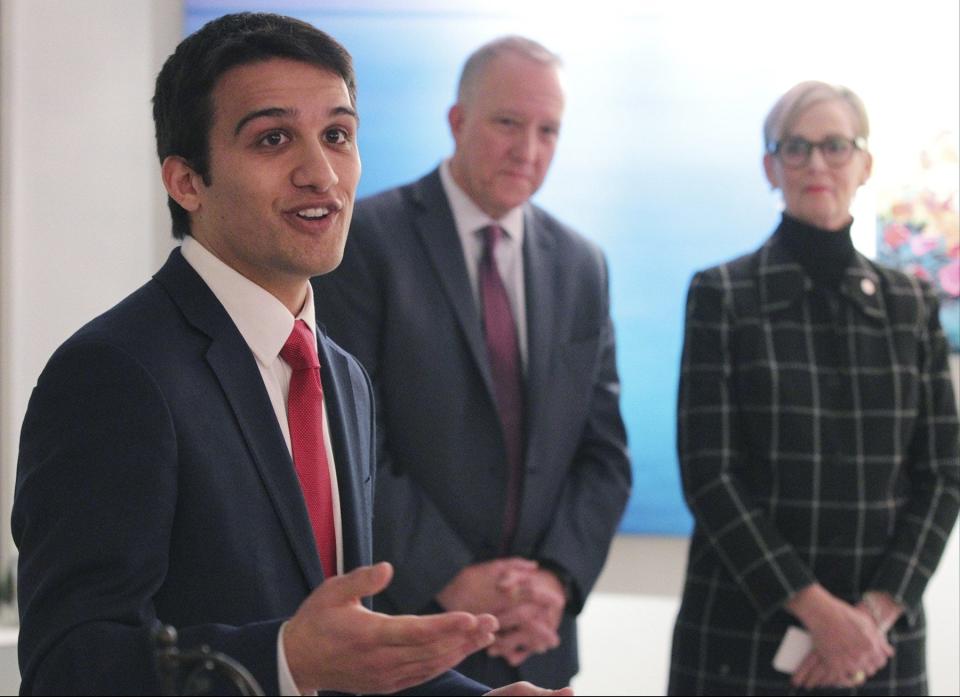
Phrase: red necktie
[
  {"left": 479, "top": 225, "right": 525, "bottom": 552},
  {"left": 280, "top": 320, "right": 337, "bottom": 578}
]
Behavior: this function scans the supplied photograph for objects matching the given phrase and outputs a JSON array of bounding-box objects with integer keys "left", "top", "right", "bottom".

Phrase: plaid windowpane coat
[{"left": 669, "top": 231, "right": 960, "bottom": 696}]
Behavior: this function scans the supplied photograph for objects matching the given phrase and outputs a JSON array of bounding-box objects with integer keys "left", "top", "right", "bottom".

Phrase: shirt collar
[
  {"left": 757, "top": 232, "right": 886, "bottom": 321},
  {"left": 180, "top": 235, "right": 317, "bottom": 364},
  {"left": 439, "top": 159, "right": 524, "bottom": 243}
]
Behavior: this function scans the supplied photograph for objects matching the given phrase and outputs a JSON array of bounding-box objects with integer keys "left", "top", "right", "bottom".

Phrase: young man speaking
[{"left": 13, "top": 13, "right": 572, "bottom": 697}]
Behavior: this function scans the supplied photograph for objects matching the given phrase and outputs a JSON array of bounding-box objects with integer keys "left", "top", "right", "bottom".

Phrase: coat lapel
[
  {"left": 840, "top": 254, "right": 887, "bottom": 322},
  {"left": 154, "top": 250, "right": 324, "bottom": 589},
  {"left": 408, "top": 173, "right": 560, "bottom": 462},
  {"left": 316, "top": 332, "right": 369, "bottom": 573},
  {"left": 520, "top": 207, "right": 556, "bottom": 461},
  {"left": 758, "top": 233, "right": 808, "bottom": 315},
  {"left": 407, "top": 171, "right": 498, "bottom": 402},
  {"left": 758, "top": 233, "right": 888, "bottom": 323}
]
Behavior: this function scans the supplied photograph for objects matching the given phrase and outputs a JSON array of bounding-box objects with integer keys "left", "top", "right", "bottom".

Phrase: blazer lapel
[
  {"left": 316, "top": 332, "right": 369, "bottom": 573},
  {"left": 408, "top": 174, "right": 559, "bottom": 457},
  {"left": 408, "top": 171, "right": 498, "bottom": 401},
  {"left": 758, "top": 233, "right": 808, "bottom": 315},
  {"left": 520, "top": 208, "right": 556, "bottom": 464},
  {"left": 154, "top": 250, "right": 324, "bottom": 589}
]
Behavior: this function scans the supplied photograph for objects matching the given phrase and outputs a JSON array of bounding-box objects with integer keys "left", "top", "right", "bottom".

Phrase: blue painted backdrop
[{"left": 185, "top": 1, "right": 959, "bottom": 535}]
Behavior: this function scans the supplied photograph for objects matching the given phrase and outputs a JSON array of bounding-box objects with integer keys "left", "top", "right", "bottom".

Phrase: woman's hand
[
  {"left": 786, "top": 584, "right": 894, "bottom": 689},
  {"left": 857, "top": 590, "right": 904, "bottom": 634}
]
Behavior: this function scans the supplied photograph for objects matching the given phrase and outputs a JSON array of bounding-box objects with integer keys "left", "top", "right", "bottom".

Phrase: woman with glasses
[{"left": 668, "top": 81, "right": 959, "bottom": 695}]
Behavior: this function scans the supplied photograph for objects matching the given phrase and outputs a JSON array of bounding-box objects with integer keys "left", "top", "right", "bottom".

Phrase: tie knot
[
  {"left": 483, "top": 223, "right": 504, "bottom": 247},
  {"left": 481, "top": 224, "right": 504, "bottom": 261},
  {"left": 280, "top": 320, "right": 319, "bottom": 371}
]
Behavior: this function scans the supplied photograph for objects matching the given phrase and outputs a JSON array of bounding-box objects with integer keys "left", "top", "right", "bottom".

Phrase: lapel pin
[{"left": 860, "top": 278, "right": 876, "bottom": 296}]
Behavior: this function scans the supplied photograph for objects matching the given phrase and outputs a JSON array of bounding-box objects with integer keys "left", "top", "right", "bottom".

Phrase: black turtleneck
[{"left": 776, "top": 212, "right": 856, "bottom": 289}]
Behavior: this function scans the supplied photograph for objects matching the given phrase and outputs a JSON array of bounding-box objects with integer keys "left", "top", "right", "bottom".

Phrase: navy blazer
[
  {"left": 13, "top": 249, "right": 484, "bottom": 696},
  {"left": 313, "top": 169, "right": 632, "bottom": 687}
]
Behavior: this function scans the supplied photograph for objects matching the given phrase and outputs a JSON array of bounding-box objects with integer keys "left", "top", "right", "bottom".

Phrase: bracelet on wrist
[{"left": 862, "top": 592, "right": 887, "bottom": 629}]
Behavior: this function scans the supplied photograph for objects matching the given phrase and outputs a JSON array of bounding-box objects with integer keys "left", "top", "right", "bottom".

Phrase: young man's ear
[{"left": 161, "top": 156, "right": 204, "bottom": 213}]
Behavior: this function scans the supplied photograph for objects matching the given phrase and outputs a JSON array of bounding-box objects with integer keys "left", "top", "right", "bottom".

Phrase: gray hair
[
  {"left": 763, "top": 80, "right": 870, "bottom": 152},
  {"left": 456, "top": 35, "right": 562, "bottom": 104}
]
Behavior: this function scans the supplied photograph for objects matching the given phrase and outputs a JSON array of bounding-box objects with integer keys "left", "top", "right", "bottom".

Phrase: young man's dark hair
[{"left": 152, "top": 12, "right": 357, "bottom": 239}]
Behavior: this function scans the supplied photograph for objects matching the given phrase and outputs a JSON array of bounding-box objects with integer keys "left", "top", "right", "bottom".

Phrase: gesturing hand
[{"left": 284, "top": 562, "right": 499, "bottom": 694}]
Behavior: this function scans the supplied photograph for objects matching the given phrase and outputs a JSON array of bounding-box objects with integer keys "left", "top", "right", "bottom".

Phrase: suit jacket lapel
[
  {"left": 154, "top": 249, "right": 324, "bottom": 589},
  {"left": 409, "top": 172, "right": 559, "bottom": 455},
  {"left": 521, "top": 208, "right": 556, "bottom": 461},
  {"left": 408, "top": 171, "right": 498, "bottom": 401},
  {"left": 316, "top": 332, "right": 368, "bottom": 573}
]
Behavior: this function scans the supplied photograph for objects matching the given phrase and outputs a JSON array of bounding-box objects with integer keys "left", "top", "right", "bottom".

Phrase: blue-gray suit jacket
[
  {"left": 312, "top": 169, "right": 632, "bottom": 687},
  {"left": 13, "top": 248, "right": 485, "bottom": 696}
]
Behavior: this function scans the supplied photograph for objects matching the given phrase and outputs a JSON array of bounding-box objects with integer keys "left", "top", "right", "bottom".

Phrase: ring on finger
[{"left": 850, "top": 670, "right": 866, "bottom": 685}]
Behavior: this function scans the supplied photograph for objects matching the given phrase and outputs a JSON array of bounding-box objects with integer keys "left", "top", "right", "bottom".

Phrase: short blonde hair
[{"left": 763, "top": 81, "right": 870, "bottom": 152}]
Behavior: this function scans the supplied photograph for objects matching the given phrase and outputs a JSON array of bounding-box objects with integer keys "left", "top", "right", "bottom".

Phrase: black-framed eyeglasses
[{"left": 769, "top": 135, "right": 867, "bottom": 168}]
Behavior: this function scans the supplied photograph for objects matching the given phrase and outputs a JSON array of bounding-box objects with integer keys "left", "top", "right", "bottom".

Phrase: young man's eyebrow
[
  {"left": 234, "top": 105, "right": 359, "bottom": 137},
  {"left": 333, "top": 105, "right": 359, "bottom": 124},
  {"left": 234, "top": 107, "right": 292, "bottom": 136}
]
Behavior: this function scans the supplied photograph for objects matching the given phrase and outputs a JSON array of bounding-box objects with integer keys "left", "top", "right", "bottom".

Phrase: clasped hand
[
  {"left": 789, "top": 585, "right": 895, "bottom": 690},
  {"left": 437, "top": 558, "right": 568, "bottom": 668}
]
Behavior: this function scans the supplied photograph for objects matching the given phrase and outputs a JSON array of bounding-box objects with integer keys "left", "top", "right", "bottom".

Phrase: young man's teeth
[{"left": 297, "top": 207, "right": 329, "bottom": 219}]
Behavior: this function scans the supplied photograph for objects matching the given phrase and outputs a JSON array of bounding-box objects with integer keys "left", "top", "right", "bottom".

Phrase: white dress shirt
[
  {"left": 180, "top": 235, "right": 341, "bottom": 695},
  {"left": 439, "top": 159, "right": 529, "bottom": 369}
]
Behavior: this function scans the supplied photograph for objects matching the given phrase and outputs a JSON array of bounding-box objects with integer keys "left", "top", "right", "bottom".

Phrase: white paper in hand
[{"left": 772, "top": 626, "right": 812, "bottom": 673}]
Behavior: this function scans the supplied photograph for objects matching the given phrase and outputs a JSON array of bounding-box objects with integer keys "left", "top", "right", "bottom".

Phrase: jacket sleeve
[
  {"left": 867, "top": 281, "right": 960, "bottom": 616},
  {"left": 678, "top": 270, "right": 816, "bottom": 618},
  {"left": 532, "top": 255, "right": 632, "bottom": 613}
]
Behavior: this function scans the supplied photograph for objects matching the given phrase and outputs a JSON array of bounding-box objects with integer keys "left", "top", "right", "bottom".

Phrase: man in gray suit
[{"left": 312, "top": 35, "right": 631, "bottom": 689}]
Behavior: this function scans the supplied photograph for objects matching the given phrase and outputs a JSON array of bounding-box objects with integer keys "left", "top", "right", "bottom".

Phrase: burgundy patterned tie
[
  {"left": 280, "top": 320, "right": 337, "bottom": 578},
  {"left": 479, "top": 225, "right": 525, "bottom": 552}
]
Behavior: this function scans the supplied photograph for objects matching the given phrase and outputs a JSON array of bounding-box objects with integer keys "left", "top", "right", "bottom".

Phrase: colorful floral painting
[{"left": 877, "top": 130, "right": 960, "bottom": 351}]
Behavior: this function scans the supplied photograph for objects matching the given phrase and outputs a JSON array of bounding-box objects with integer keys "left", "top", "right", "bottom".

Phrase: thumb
[{"left": 317, "top": 561, "right": 393, "bottom": 607}]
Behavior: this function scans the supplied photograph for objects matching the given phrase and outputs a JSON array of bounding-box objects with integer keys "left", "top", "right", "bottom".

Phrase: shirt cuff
[{"left": 277, "top": 622, "right": 304, "bottom": 696}]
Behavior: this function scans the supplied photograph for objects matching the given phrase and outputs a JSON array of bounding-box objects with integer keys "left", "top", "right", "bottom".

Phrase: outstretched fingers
[{"left": 360, "top": 612, "right": 499, "bottom": 692}]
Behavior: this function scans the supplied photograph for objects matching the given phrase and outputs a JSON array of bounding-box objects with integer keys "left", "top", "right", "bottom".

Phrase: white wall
[{"left": 0, "top": 2, "right": 957, "bottom": 695}]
